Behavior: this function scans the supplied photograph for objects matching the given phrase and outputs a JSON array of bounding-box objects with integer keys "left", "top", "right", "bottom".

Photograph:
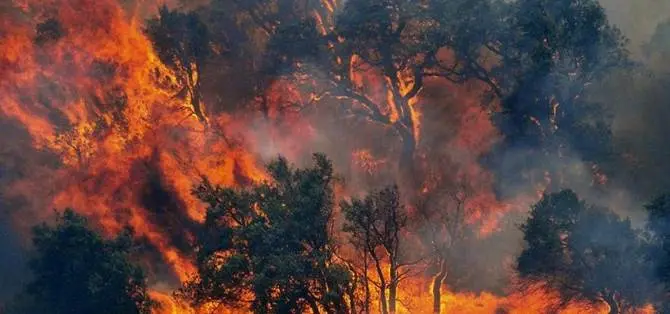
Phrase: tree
[
  {"left": 180, "top": 154, "right": 350, "bottom": 313},
  {"left": 184, "top": 0, "right": 335, "bottom": 115},
  {"left": 644, "top": 194, "right": 670, "bottom": 311},
  {"left": 517, "top": 190, "right": 658, "bottom": 314},
  {"left": 264, "top": 0, "right": 498, "bottom": 184},
  {"left": 3, "top": 209, "right": 153, "bottom": 314},
  {"left": 341, "top": 185, "right": 413, "bottom": 314},
  {"left": 145, "top": 5, "right": 211, "bottom": 123},
  {"left": 485, "top": 0, "right": 629, "bottom": 193},
  {"left": 414, "top": 177, "right": 476, "bottom": 314}
]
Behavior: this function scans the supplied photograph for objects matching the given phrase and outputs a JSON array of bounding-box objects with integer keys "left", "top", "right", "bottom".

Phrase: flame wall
[{"left": 0, "top": 0, "right": 664, "bottom": 313}]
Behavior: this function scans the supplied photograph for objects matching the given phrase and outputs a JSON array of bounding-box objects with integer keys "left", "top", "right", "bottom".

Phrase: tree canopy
[
  {"left": 517, "top": 190, "right": 659, "bottom": 313},
  {"left": 3, "top": 209, "right": 153, "bottom": 314},
  {"left": 341, "top": 185, "right": 410, "bottom": 314},
  {"left": 146, "top": 5, "right": 211, "bottom": 123},
  {"left": 179, "top": 154, "right": 351, "bottom": 313}
]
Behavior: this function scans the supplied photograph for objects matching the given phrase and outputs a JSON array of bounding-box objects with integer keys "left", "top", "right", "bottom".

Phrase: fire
[
  {"left": 0, "top": 0, "right": 657, "bottom": 313},
  {"left": 356, "top": 272, "right": 654, "bottom": 314},
  {"left": 0, "top": 0, "right": 266, "bottom": 306}
]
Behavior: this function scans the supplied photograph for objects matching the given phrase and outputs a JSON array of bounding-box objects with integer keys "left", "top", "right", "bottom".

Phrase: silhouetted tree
[
  {"left": 180, "top": 0, "right": 337, "bottom": 115},
  {"left": 414, "top": 177, "right": 476, "bottom": 314},
  {"left": 517, "top": 190, "right": 658, "bottom": 314},
  {"left": 3, "top": 209, "right": 153, "bottom": 314},
  {"left": 644, "top": 194, "right": 670, "bottom": 312},
  {"left": 264, "top": 0, "right": 499, "bottom": 182},
  {"left": 342, "top": 185, "right": 414, "bottom": 314},
  {"left": 485, "top": 0, "right": 630, "bottom": 193},
  {"left": 180, "top": 154, "right": 350, "bottom": 313},
  {"left": 146, "top": 5, "right": 211, "bottom": 123}
]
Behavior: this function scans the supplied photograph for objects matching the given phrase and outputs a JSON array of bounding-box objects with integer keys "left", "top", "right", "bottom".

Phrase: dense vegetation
[
  {"left": 6, "top": 156, "right": 670, "bottom": 313},
  {"left": 4, "top": 0, "right": 670, "bottom": 313},
  {"left": 3, "top": 210, "right": 153, "bottom": 314}
]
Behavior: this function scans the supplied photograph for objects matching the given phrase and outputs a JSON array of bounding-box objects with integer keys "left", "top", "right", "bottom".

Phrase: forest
[{"left": 0, "top": 0, "right": 670, "bottom": 313}]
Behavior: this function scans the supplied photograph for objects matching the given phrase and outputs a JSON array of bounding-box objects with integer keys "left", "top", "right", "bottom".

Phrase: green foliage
[
  {"left": 518, "top": 190, "right": 658, "bottom": 311},
  {"left": 4, "top": 209, "right": 153, "bottom": 314},
  {"left": 180, "top": 154, "right": 350, "bottom": 313}
]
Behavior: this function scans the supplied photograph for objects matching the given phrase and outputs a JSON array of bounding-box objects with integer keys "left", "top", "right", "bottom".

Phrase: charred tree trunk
[
  {"left": 389, "top": 259, "right": 398, "bottom": 314},
  {"left": 432, "top": 259, "right": 448, "bottom": 314},
  {"left": 379, "top": 281, "right": 389, "bottom": 314},
  {"left": 363, "top": 253, "right": 371, "bottom": 314},
  {"left": 603, "top": 293, "right": 620, "bottom": 314},
  {"left": 187, "top": 63, "right": 208, "bottom": 124},
  {"left": 397, "top": 124, "right": 417, "bottom": 191},
  {"left": 368, "top": 251, "right": 388, "bottom": 314},
  {"left": 347, "top": 289, "right": 356, "bottom": 314},
  {"left": 190, "top": 79, "right": 207, "bottom": 124}
]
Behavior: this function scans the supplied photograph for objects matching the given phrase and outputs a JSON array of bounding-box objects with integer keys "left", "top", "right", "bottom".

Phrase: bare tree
[
  {"left": 415, "top": 174, "right": 475, "bottom": 314},
  {"left": 342, "top": 185, "right": 417, "bottom": 314}
]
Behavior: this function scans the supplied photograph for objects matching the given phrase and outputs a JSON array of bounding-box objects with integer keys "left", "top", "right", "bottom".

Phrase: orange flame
[{"left": 0, "top": 1, "right": 266, "bottom": 309}]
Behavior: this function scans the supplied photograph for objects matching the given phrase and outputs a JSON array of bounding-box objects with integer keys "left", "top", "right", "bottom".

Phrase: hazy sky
[{"left": 600, "top": 0, "right": 670, "bottom": 54}]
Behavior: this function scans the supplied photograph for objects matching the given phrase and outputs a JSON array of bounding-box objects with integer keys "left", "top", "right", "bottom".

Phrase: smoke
[
  {"left": 586, "top": 1, "right": 670, "bottom": 204},
  {"left": 0, "top": 0, "right": 669, "bottom": 310},
  {"left": 599, "top": 0, "right": 670, "bottom": 57}
]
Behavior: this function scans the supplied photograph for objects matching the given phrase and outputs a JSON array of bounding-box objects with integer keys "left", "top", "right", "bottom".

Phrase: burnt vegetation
[{"left": 4, "top": 0, "right": 670, "bottom": 313}]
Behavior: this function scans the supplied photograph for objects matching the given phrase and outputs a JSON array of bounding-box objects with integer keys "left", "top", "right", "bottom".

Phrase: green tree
[
  {"left": 3, "top": 209, "right": 153, "bottom": 314},
  {"left": 145, "top": 5, "right": 211, "bottom": 123},
  {"left": 517, "top": 190, "right": 658, "bottom": 314},
  {"left": 180, "top": 154, "right": 350, "bottom": 313}
]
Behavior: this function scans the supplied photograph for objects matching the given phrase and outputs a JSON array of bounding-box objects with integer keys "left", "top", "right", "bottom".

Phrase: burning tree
[
  {"left": 0, "top": 0, "right": 665, "bottom": 313},
  {"left": 414, "top": 175, "right": 477, "bottom": 314},
  {"left": 483, "top": 0, "right": 630, "bottom": 193},
  {"left": 146, "top": 6, "right": 211, "bottom": 123},
  {"left": 2, "top": 209, "right": 153, "bottom": 314},
  {"left": 341, "top": 185, "right": 415, "bottom": 314},
  {"left": 264, "top": 0, "right": 500, "bottom": 181},
  {"left": 179, "top": 154, "right": 351, "bottom": 313},
  {"left": 517, "top": 190, "right": 659, "bottom": 314}
]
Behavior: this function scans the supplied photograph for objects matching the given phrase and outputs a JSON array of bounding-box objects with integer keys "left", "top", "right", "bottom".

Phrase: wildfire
[
  {"left": 0, "top": 0, "right": 265, "bottom": 300},
  {"left": 0, "top": 0, "right": 657, "bottom": 313}
]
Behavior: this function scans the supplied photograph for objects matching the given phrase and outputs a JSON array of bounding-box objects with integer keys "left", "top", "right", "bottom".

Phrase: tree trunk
[
  {"left": 363, "top": 254, "right": 371, "bottom": 314},
  {"left": 379, "top": 282, "right": 389, "bottom": 314},
  {"left": 188, "top": 64, "right": 207, "bottom": 124},
  {"left": 397, "top": 124, "right": 417, "bottom": 191},
  {"left": 389, "top": 261, "right": 398, "bottom": 314},
  {"left": 603, "top": 293, "right": 620, "bottom": 314},
  {"left": 432, "top": 259, "right": 448, "bottom": 314},
  {"left": 191, "top": 83, "right": 207, "bottom": 124},
  {"left": 307, "top": 295, "right": 321, "bottom": 314},
  {"left": 372, "top": 253, "right": 388, "bottom": 314}
]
